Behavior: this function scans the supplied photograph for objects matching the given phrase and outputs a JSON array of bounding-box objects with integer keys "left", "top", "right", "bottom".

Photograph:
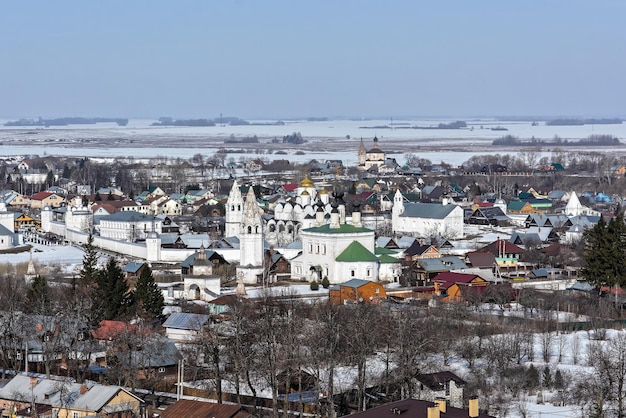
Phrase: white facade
[
  {"left": 392, "top": 190, "right": 464, "bottom": 239},
  {"left": 291, "top": 222, "right": 378, "bottom": 284},
  {"left": 236, "top": 187, "right": 265, "bottom": 284},
  {"left": 225, "top": 180, "right": 244, "bottom": 237},
  {"left": 98, "top": 211, "right": 162, "bottom": 242}
]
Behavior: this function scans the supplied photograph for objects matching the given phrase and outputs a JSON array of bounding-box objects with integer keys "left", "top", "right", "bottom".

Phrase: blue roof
[{"left": 123, "top": 261, "right": 144, "bottom": 274}]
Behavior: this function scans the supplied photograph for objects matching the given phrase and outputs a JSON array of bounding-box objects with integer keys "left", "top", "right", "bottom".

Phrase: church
[
  {"left": 358, "top": 136, "right": 386, "bottom": 171},
  {"left": 224, "top": 180, "right": 265, "bottom": 284},
  {"left": 290, "top": 192, "right": 381, "bottom": 284}
]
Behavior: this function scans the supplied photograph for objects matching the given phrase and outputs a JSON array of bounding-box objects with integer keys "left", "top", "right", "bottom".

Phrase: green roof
[
  {"left": 304, "top": 224, "right": 373, "bottom": 234},
  {"left": 336, "top": 241, "right": 378, "bottom": 262},
  {"left": 375, "top": 247, "right": 398, "bottom": 255},
  {"left": 378, "top": 254, "right": 400, "bottom": 264},
  {"left": 507, "top": 201, "right": 529, "bottom": 211}
]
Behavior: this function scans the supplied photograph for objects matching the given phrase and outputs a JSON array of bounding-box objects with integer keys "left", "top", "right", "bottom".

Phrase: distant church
[{"left": 358, "top": 136, "right": 386, "bottom": 171}]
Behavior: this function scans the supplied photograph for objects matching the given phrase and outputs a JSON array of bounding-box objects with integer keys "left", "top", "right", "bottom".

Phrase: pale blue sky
[{"left": 1, "top": 1, "right": 624, "bottom": 119}]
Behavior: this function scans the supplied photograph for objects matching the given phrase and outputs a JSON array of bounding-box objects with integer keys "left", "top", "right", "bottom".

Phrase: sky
[{"left": 1, "top": 1, "right": 624, "bottom": 119}]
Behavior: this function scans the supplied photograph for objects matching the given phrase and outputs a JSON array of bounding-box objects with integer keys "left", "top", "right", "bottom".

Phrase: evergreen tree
[
  {"left": 93, "top": 257, "right": 131, "bottom": 321},
  {"left": 79, "top": 234, "right": 98, "bottom": 285},
  {"left": 524, "top": 364, "right": 539, "bottom": 391},
  {"left": 26, "top": 275, "right": 50, "bottom": 314},
  {"left": 554, "top": 369, "right": 564, "bottom": 390},
  {"left": 581, "top": 213, "right": 626, "bottom": 288},
  {"left": 542, "top": 366, "right": 552, "bottom": 389},
  {"left": 107, "top": 191, "right": 114, "bottom": 201},
  {"left": 321, "top": 276, "right": 330, "bottom": 289},
  {"left": 133, "top": 265, "right": 164, "bottom": 319}
]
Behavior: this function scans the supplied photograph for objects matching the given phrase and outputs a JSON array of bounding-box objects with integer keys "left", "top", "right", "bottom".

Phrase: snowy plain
[{"left": 1, "top": 118, "right": 625, "bottom": 167}]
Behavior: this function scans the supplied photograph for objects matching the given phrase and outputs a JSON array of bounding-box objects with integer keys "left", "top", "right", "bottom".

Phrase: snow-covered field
[{"left": 0, "top": 118, "right": 625, "bottom": 167}]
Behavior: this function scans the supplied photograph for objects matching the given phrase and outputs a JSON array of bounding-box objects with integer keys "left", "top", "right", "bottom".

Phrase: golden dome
[
  {"left": 301, "top": 190, "right": 310, "bottom": 196},
  {"left": 300, "top": 176, "right": 315, "bottom": 188},
  {"left": 318, "top": 189, "right": 328, "bottom": 194}
]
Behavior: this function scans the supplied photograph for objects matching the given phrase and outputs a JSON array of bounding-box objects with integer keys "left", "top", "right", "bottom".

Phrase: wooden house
[
  {"left": 432, "top": 272, "right": 488, "bottom": 302},
  {"left": 0, "top": 375, "right": 143, "bottom": 418},
  {"left": 329, "top": 279, "right": 386, "bottom": 304}
]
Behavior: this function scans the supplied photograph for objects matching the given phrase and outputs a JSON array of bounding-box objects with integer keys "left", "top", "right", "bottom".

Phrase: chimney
[
  {"left": 469, "top": 397, "right": 479, "bottom": 417},
  {"left": 80, "top": 384, "right": 88, "bottom": 395},
  {"left": 435, "top": 398, "right": 447, "bottom": 413},
  {"left": 427, "top": 405, "right": 441, "bottom": 418}
]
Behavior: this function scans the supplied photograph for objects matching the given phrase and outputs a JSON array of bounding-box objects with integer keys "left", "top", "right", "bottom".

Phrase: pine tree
[
  {"left": 554, "top": 369, "right": 564, "bottom": 390},
  {"left": 581, "top": 213, "right": 626, "bottom": 288},
  {"left": 26, "top": 275, "right": 50, "bottom": 314},
  {"left": 524, "top": 364, "right": 539, "bottom": 391},
  {"left": 133, "top": 265, "right": 164, "bottom": 319},
  {"left": 93, "top": 257, "right": 131, "bottom": 321},
  {"left": 79, "top": 234, "right": 99, "bottom": 285},
  {"left": 542, "top": 366, "right": 552, "bottom": 389}
]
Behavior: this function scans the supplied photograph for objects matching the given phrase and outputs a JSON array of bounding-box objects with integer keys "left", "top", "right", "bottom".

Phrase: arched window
[
  {"left": 231, "top": 205, "right": 235, "bottom": 211},
  {"left": 269, "top": 224, "right": 276, "bottom": 232},
  {"left": 255, "top": 225, "right": 260, "bottom": 233},
  {"left": 247, "top": 226, "right": 252, "bottom": 234},
  {"left": 237, "top": 204, "right": 241, "bottom": 211},
  {"left": 279, "top": 224, "right": 285, "bottom": 233}
]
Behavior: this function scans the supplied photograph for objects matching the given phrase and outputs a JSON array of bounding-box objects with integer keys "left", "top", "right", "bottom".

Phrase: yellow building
[{"left": 0, "top": 375, "right": 142, "bottom": 418}]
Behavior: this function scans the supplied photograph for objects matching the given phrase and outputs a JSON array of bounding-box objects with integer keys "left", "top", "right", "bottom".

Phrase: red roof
[
  {"left": 479, "top": 239, "right": 525, "bottom": 255},
  {"left": 282, "top": 183, "right": 299, "bottom": 192},
  {"left": 30, "top": 191, "right": 53, "bottom": 200},
  {"left": 92, "top": 320, "right": 149, "bottom": 340},
  {"left": 433, "top": 272, "right": 482, "bottom": 289}
]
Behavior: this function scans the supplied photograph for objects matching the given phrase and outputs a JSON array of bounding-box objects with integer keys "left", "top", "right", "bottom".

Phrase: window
[
  {"left": 158, "top": 367, "right": 166, "bottom": 373},
  {"left": 72, "top": 412, "right": 79, "bottom": 418},
  {"left": 351, "top": 270, "right": 355, "bottom": 277},
  {"left": 367, "top": 269, "right": 371, "bottom": 277},
  {"left": 309, "top": 244, "right": 313, "bottom": 253},
  {"left": 322, "top": 245, "right": 326, "bottom": 254}
]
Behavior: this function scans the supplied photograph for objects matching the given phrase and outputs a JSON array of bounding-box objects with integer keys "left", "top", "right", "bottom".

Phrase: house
[
  {"left": 0, "top": 374, "right": 143, "bottom": 418},
  {"left": 265, "top": 247, "right": 291, "bottom": 282},
  {"left": 416, "top": 371, "right": 467, "bottom": 408},
  {"left": 123, "top": 261, "right": 146, "bottom": 281},
  {"left": 477, "top": 239, "right": 524, "bottom": 270},
  {"left": 160, "top": 399, "right": 252, "bottom": 418},
  {"left": 30, "top": 192, "right": 65, "bottom": 209},
  {"left": 466, "top": 206, "right": 509, "bottom": 226},
  {"left": 91, "top": 320, "right": 180, "bottom": 381},
  {"left": 329, "top": 279, "right": 386, "bottom": 304},
  {"left": 14, "top": 212, "right": 38, "bottom": 231},
  {"left": 345, "top": 397, "right": 492, "bottom": 418},
  {"left": 506, "top": 201, "right": 534, "bottom": 215},
  {"left": 432, "top": 272, "right": 489, "bottom": 302},
  {"left": 162, "top": 312, "right": 211, "bottom": 344}
]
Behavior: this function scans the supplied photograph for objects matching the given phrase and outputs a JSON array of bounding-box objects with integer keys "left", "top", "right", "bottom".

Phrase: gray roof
[
  {"left": 0, "top": 223, "right": 14, "bottom": 236},
  {"left": 400, "top": 203, "right": 458, "bottom": 220},
  {"left": 162, "top": 312, "right": 210, "bottom": 331},
  {"left": 0, "top": 375, "right": 141, "bottom": 412},
  {"left": 329, "top": 278, "right": 374, "bottom": 290},
  {"left": 99, "top": 210, "right": 157, "bottom": 222},
  {"left": 396, "top": 236, "right": 417, "bottom": 249},
  {"left": 418, "top": 256, "right": 467, "bottom": 272}
]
